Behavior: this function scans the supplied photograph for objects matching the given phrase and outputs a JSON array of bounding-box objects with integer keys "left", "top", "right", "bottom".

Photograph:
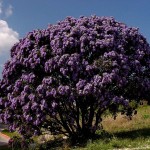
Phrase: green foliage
[{"left": 8, "top": 136, "right": 34, "bottom": 150}]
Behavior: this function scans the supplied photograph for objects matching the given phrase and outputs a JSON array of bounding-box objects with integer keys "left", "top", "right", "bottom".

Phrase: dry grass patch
[{"left": 102, "top": 105, "right": 150, "bottom": 133}]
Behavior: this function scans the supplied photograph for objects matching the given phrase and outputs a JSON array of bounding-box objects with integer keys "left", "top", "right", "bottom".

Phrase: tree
[{"left": 0, "top": 16, "right": 150, "bottom": 141}]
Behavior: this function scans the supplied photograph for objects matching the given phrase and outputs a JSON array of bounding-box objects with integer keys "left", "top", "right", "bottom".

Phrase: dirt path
[
  {"left": 0, "top": 133, "right": 10, "bottom": 146},
  {"left": 0, "top": 124, "right": 10, "bottom": 146}
]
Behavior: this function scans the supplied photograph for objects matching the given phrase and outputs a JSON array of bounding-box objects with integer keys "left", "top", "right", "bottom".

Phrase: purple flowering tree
[{"left": 0, "top": 16, "right": 150, "bottom": 141}]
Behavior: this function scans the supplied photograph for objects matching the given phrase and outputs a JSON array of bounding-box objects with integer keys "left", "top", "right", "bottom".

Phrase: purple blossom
[
  {"left": 31, "top": 102, "right": 38, "bottom": 110},
  {"left": 50, "top": 88, "right": 57, "bottom": 97},
  {"left": 28, "top": 93, "right": 35, "bottom": 101},
  {"left": 0, "top": 16, "right": 149, "bottom": 139},
  {"left": 58, "top": 85, "right": 70, "bottom": 95},
  {"left": 76, "top": 79, "right": 86, "bottom": 90},
  {"left": 52, "top": 102, "right": 57, "bottom": 108},
  {"left": 40, "top": 99, "right": 48, "bottom": 110}
]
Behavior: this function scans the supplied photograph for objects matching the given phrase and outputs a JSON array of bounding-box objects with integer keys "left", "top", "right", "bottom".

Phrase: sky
[{"left": 0, "top": 0, "right": 150, "bottom": 77}]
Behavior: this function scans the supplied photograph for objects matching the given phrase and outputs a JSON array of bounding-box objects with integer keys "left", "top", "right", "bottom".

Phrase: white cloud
[
  {"left": 5, "top": 4, "right": 13, "bottom": 17},
  {"left": 0, "top": 1, "right": 13, "bottom": 18},
  {"left": 0, "top": 2, "right": 17, "bottom": 76},
  {"left": 0, "top": 20, "right": 19, "bottom": 56}
]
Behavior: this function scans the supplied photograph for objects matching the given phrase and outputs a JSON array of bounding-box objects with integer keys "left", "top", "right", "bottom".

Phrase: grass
[
  {"left": 1, "top": 129, "right": 20, "bottom": 138},
  {"left": 1, "top": 104, "right": 150, "bottom": 150},
  {"left": 102, "top": 104, "right": 150, "bottom": 133},
  {"left": 74, "top": 129, "right": 150, "bottom": 150},
  {"left": 72, "top": 104, "right": 150, "bottom": 150}
]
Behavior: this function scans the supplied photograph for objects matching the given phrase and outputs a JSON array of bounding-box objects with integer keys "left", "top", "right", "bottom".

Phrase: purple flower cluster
[{"left": 0, "top": 16, "right": 150, "bottom": 139}]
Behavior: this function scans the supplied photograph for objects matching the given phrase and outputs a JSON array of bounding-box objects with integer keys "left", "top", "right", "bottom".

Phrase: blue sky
[{"left": 0, "top": 0, "right": 150, "bottom": 77}]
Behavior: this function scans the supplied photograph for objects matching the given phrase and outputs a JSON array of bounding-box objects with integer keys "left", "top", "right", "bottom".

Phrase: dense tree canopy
[{"left": 0, "top": 16, "right": 150, "bottom": 140}]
